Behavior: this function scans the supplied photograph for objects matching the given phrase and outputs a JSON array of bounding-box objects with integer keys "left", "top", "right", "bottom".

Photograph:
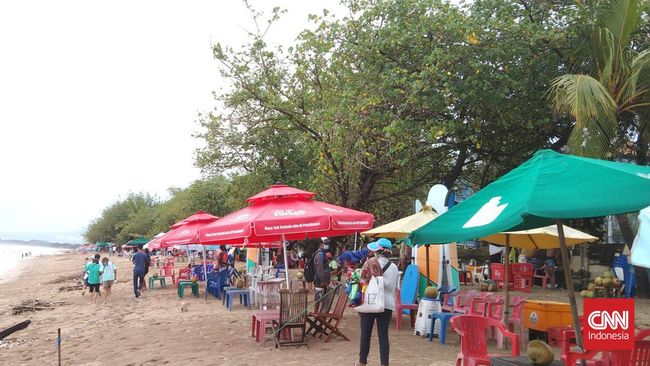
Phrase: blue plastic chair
[
  {"left": 428, "top": 312, "right": 459, "bottom": 344},
  {"left": 193, "top": 265, "right": 206, "bottom": 281},
  {"left": 205, "top": 269, "right": 229, "bottom": 300}
]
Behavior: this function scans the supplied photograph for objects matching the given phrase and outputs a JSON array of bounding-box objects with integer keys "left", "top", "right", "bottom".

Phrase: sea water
[{"left": 0, "top": 243, "right": 67, "bottom": 282}]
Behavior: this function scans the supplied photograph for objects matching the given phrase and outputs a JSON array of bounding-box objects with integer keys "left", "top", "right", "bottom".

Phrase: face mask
[{"left": 322, "top": 244, "right": 330, "bottom": 250}]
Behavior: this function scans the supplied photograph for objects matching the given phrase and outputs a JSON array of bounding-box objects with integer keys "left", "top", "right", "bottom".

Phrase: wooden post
[
  {"left": 57, "top": 328, "right": 61, "bottom": 366},
  {"left": 556, "top": 220, "right": 584, "bottom": 351},
  {"left": 425, "top": 244, "right": 431, "bottom": 285},
  {"left": 504, "top": 234, "right": 510, "bottom": 327}
]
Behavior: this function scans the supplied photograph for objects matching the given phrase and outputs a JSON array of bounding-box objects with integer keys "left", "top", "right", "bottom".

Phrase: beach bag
[
  {"left": 303, "top": 252, "right": 317, "bottom": 283},
  {"left": 354, "top": 261, "right": 391, "bottom": 313}
]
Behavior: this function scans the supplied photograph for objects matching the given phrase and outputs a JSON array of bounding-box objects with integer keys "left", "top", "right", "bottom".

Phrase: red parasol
[
  {"left": 197, "top": 184, "right": 373, "bottom": 285},
  {"left": 162, "top": 212, "right": 219, "bottom": 247}
]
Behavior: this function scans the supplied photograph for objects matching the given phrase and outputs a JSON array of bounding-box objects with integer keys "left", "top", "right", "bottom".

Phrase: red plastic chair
[
  {"left": 561, "top": 328, "right": 630, "bottom": 365},
  {"left": 512, "top": 263, "right": 533, "bottom": 292},
  {"left": 395, "top": 288, "right": 419, "bottom": 330},
  {"left": 177, "top": 267, "right": 192, "bottom": 284},
  {"left": 632, "top": 329, "right": 650, "bottom": 365},
  {"left": 506, "top": 296, "right": 527, "bottom": 349},
  {"left": 159, "top": 266, "right": 176, "bottom": 285},
  {"left": 444, "top": 290, "right": 480, "bottom": 314},
  {"left": 451, "top": 315, "right": 519, "bottom": 366},
  {"left": 533, "top": 266, "right": 549, "bottom": 288}
]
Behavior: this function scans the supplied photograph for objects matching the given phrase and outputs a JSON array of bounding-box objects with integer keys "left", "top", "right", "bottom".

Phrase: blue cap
[
  {"left": 377, "top": 238, "right": 392, "bottom": 249},
  {"left": 367, "top": 241, "right": 381, "bottom": 251}
]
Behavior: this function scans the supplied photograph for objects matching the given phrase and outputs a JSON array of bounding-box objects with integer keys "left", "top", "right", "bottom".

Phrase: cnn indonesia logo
[{"left": 583, "top": 298, "right": 634, "bottom": 350}]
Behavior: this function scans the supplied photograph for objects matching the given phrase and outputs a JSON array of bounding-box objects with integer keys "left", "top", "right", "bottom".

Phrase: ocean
[{"left": 0, "top": 243, "right": 68, "bottom": 282}]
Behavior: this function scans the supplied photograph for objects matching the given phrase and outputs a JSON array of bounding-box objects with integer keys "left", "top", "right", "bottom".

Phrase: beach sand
[{"left": 1, "top": 253, "right": 649, "bottom": 366}]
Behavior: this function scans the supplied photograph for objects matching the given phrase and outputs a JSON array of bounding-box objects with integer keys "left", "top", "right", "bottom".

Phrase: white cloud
[{"left": 0, "top": 0, "right": 344, "bottom": 242}]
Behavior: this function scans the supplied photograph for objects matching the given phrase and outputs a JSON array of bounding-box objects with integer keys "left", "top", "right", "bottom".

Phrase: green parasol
[
  {"left": 126, "top": 237, "right": 150, "bottom": 247},
  {"left": 411, "top": 149, "right": 650, "bottom": 350}
]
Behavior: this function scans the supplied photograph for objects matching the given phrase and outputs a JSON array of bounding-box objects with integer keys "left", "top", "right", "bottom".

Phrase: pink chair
[
  {"left": 395, "top": 288, "right": 419, "bottom": 330},
  {"left": 444, "top": 290, "right": 479, "bottom": 314},
  {"left": 505, "top": 296, "right": 527, "bottom": 349},
  {"left": 533, "top": 266, "right": 549, "bottom": 288},
  {"left": 451, "top": 315, "right": 519, "bottom": 366},
  {"left": 560, "top": 328, "right": 630, "bottom": 365},
  {"left": 176, "top": 267, "right": 191, "bottom": 284},
  {"left": 632, "top": 329, "right": 650, "bottom": 365},
  {"left": 159, "top": 266, "right": 176, "bottom": 285}
]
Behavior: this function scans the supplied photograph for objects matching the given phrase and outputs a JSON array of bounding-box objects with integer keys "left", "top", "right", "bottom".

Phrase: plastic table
[
  {"left": 177, "top": 281, "right": 199, "bottom": 299},
  {"left": 148, "top": 277, "right": 166, "bottom": 289},
  {"left": 225, "top": 288, "right": 251, "bottom": 311}
]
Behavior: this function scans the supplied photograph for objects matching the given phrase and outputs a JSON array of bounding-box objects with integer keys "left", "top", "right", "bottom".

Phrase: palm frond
[
  {"left": 618, "top": 50, "right": 650, "bottom": 110},
  {"left": 549, "top": 74, "right": 619, "bottom": 157},
  {"left": 600, "top": 0, "right": 641, "bottom": 49}
]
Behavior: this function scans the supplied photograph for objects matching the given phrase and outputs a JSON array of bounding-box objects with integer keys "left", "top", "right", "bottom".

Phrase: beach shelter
[
  {"left": 198, "top": 184, "right": 374, "bottom": 285},
  {"left": 126, "top": 237, "right": 150, "bottom": 247},
  {"left": 481, "top": 225, "right": 598, "bottom": 324},
  {"left": 143, "top": 232, "right": 169, "bottom": 251},
  {"left": 411, "top": 149, "right": 650, "bottom": 348},
  {"left": 161, "top": 212, "right": 220, "bottom": 284}
]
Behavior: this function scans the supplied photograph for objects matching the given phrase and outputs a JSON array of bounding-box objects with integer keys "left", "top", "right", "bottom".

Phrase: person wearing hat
[
  {"left": 356, "top": 238, "right": 398, "bottom": 366},
  {"left": 313, "top": 237, "right": 332, "bottom": 302}
]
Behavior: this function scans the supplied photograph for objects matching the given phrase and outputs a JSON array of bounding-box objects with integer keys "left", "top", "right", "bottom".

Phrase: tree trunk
[{"left": 442, "top": 146, "right": 468, "bottom": 189}]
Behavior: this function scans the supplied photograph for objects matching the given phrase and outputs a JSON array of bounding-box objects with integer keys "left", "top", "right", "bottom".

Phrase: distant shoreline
[{"left": 0, "top": 239, "right": 79, "bottom": 250}]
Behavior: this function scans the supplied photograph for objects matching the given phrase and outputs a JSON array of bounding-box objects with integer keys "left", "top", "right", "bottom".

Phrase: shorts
[
  {"left": 88, "top": 283, "right": 100, "bottom": 293},
  {"left": 103, "top": 280, "right": 114, "bottom": 288}
]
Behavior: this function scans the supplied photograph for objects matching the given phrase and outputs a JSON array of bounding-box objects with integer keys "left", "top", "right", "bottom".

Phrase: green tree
[
  {"left": 196, "top": 0, "right": 573, "bottom": 224},
  {"left": 549, "top": 0, "right": 650, "bottom": 160}
]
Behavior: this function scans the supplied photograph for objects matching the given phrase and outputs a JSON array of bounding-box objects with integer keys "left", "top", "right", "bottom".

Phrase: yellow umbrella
[
  {"left": 362, "top": 206, "right": 446, "bottom": 287},
  {"left": 481, "top": 224, "right": 597, "bottom": 326},
  {"left": 481, "top": 225, "right": 597, "bottom": 249},
  {"left": 362, "top": 205, "right": 438, "bottom": 238}
]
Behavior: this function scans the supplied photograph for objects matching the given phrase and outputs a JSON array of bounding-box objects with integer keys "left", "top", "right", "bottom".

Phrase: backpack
[{"left": 304, "top": 252, "right": 317, "bottom": 283}]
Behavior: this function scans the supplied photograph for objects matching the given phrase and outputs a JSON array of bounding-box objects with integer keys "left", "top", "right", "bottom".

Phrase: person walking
[
  {"left": 313, "top": 238, "right": 332, "bottom": 302},
  {"left": 356, "top": 238, "right": 398, "bottom": 366},
  {"left": 142, "top": 248, "right": 152, "bottom": 291},
  {"left": 100, "top": 257, "right": 116, "bottom": 303},
  {"left": 86, "top": 258, "right": 102, "bottom": 304},
  {"left": 132, "top": 248, "right": 148, "bottom": 298}
]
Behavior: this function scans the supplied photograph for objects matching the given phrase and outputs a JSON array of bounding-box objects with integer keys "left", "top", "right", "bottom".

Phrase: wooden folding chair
[
  {"left": 306, "top": 285, "right": 339, "bottom": 336},
  {"left": 271, "top": 288, "right": 309, "bottom": 348},
  {"left": 307, "top": 286, "right": 350, "bottom": 342}
]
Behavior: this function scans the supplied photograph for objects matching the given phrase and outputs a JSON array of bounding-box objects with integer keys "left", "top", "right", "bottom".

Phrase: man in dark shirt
[{"left": 132, "top": 248, "right": 148, "bottom": 298}]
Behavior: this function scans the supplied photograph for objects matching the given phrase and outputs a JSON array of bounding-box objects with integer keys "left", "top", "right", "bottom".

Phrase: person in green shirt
[
  {"left": 327, "top": 252, "right": 341, "bottom": 283},
  {"left": 86, "top": 258, "right": 102, "bottom": 304}
]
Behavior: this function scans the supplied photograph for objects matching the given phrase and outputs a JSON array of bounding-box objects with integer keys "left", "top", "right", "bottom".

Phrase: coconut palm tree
[{"left": 549, "top": 0, "right": 650, "bottom": 159}]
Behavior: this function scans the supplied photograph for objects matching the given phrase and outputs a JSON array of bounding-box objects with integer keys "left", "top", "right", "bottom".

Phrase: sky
[{"left": 0, "top": 0, "right": 345, "bottom": 243}]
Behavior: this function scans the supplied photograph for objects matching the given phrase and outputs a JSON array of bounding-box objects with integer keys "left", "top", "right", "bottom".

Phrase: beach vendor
[{"left": 100, "top": 257, "right": 116, "bottom": 303}]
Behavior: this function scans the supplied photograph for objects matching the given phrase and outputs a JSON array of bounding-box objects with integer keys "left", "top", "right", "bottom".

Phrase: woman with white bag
[{"left": 355, "top": 238, "right": 398, "bottom": 366}]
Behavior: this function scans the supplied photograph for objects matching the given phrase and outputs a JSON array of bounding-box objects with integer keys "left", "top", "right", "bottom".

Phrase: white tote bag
[
  {"left": 353, "top": 275, "right": 385, "bottom": 313},
  {"left": 631, "top": 207, "right": 650, "bottom": 268}
]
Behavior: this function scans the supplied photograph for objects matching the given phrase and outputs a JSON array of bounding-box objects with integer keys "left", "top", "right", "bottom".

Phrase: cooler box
[{"left": 523, "top": 300, "right": 572, "bottom": 331}]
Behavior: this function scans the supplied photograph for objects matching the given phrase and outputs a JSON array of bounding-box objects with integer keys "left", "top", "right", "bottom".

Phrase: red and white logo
[{"left": 583, "top": 298, "right": 634, "bottom": 350}]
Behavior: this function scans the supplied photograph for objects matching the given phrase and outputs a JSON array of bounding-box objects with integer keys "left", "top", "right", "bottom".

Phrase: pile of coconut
[{"left": 579, "top": 269, "right": 623, "bottom": 298}]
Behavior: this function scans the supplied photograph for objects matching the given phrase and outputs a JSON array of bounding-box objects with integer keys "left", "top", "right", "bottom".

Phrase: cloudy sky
[{"left": 0, "top": 0, "right": 344, "bottom": 243}]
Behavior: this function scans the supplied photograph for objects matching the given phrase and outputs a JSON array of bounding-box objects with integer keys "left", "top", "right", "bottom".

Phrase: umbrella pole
[
  {"left": 282, "top": 235, "right": 290, "bottom": 288},
  {"left": 426, "top": 244, "right": 431, "bottom": 285},
  {"left": 504, "top": 234, "right": 510, "bottom": 327},
  {"left": 556, "top": 220, "right": 584, "bottom": 351},
  {"left": 354, "top": 231, "right": 357, "bottom": 252},
  {"left": 203, "top": 245, "right": 208, "bottom": 301}
]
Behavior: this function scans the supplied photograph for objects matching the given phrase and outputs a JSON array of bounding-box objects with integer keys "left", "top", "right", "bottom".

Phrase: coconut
[
  {"left": 480, "top": 283, "right": 489, "bottom": 291},
  {"left": 586, "top": 290, "right": 594, "bottom": 298},
  {"left": 595, "top": 277, "right": 604, "bottom": 286},
  {"left": 296, "top": 271, "right": 304, "bottom": 280},
  {"left": 602, "top": 278, "right": 613, "bottom": 288},
  {"left": 527, "top": 340, "right": 554, "bottom": 366},
  {"left": 488, "top": 283, "right": 498, "bottom": 292},
  {"left": 424, "top": 286, "right": 438, "bottom": 299},
  {"left": 587, "top": 283, "right": 595, "bottom": 291},
  {"left": 602, "top": 270, "right": 613, "bottom": 279},
  {"left": 580, "top": 290, "right": 589, "bottom": 297},
  {"left": 236, "top": 278, "right": 245, "bottom": 288},
  {"left": 612, "top": 278, "right": 622, "bottom": 288}
]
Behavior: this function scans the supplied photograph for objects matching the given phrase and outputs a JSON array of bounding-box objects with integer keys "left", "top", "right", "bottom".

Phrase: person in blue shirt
[{"left": 132, "top": 247, "right": 148, "bottom": 298}]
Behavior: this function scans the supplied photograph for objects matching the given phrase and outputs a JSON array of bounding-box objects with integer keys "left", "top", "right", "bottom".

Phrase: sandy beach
[{"left": 1, "top": 253, "right": 649, "bottom": 366}]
